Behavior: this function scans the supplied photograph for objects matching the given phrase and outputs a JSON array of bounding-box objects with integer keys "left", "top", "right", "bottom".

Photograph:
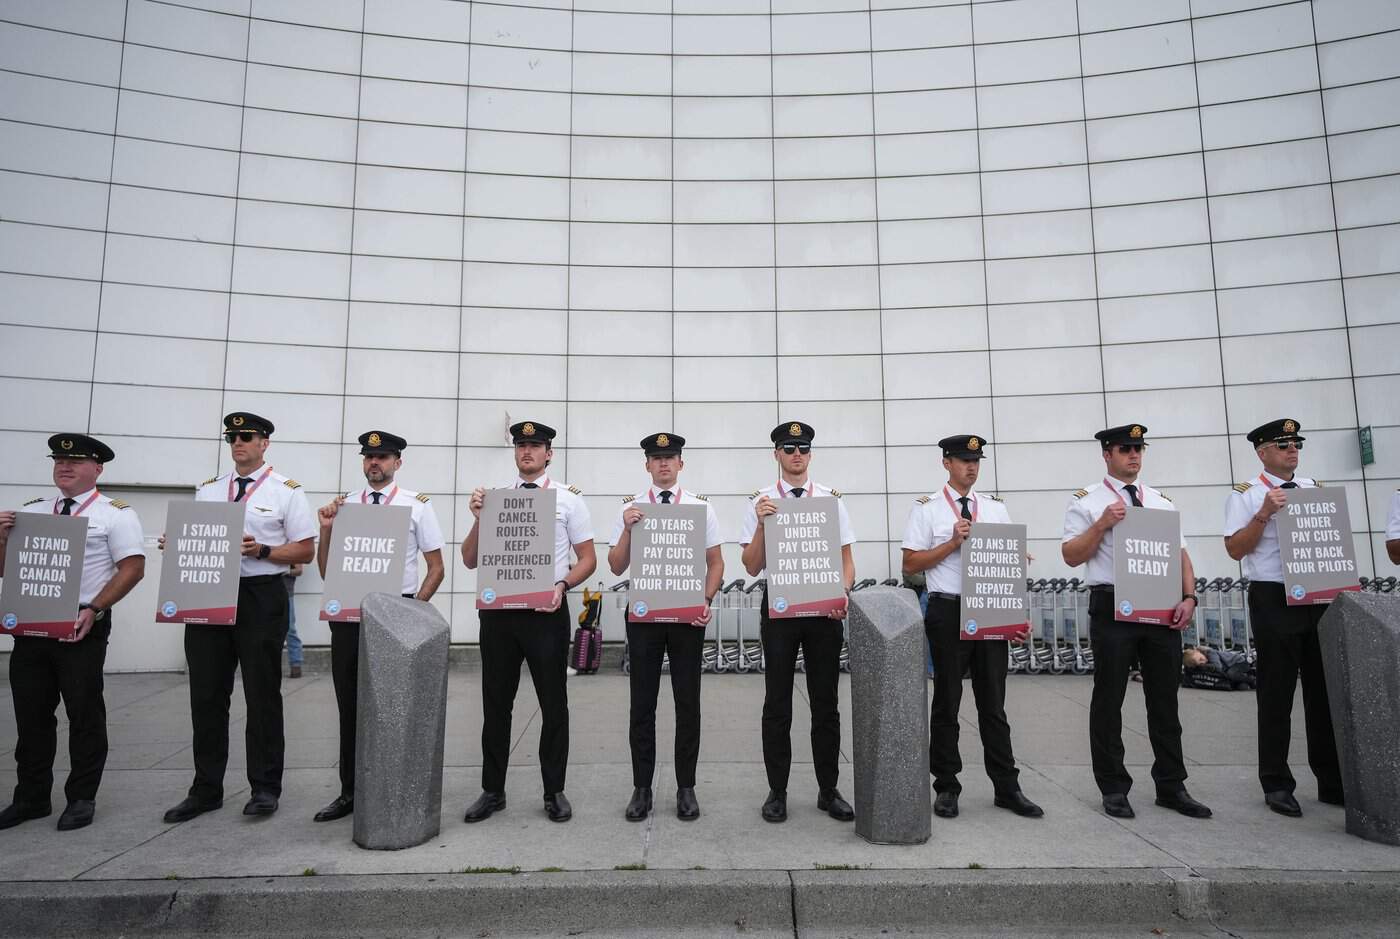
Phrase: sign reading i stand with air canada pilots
[
  {"left": 1275, "top": 486, "right": 1361, "bottom": 605},
  {"left": 0, "top": 514, "right": 88, "bottom": 639},
  {"left": 320, "top": 503, "right": 410, "bottom": 621},
  {"left": 476, "top": 487, "right": 557, "bottom": 610},
  {"left": 155, "top": 501, "right": 244, "bottom": 625},
  {"left": 628, "top": 503, "right": 707, "bottom": 623},
  {"left": 959, "top": 522, "right": 1029, "bottom": 639},
  {"left": 762, "top": 495, "right": 844, "bottom": 617},
  {"left": 1112, "top": 507, "right": 1182, "bottom": 625}
]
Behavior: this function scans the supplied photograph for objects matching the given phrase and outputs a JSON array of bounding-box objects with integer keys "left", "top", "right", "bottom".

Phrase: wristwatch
[
  {"left": 257, "top": 544, "right": 271, "bottom": 560},
  {"left": 88, "top": 605, "right": 107, "bottom": 622},
  {"left": 1182, "top": 593, "right": 1198, "bottom": 603}
]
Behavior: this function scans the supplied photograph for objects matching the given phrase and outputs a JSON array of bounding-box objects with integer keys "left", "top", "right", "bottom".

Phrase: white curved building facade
[{"left": 1, "top": 0, "right": 1397, "bottom": 667}]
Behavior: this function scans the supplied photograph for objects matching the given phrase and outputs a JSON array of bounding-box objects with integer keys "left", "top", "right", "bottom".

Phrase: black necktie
[
  {"left": 60, "top": 498, "right": 75, "bottom": 516},
  {"left": 234, "top": 477, "right": 252, "bottom": 502},
  {"left": 792, "top": 487, "right": 804, "bottom": 498},
  {"left": 521, "top": 482, "right": 538, "bottom": 489},
  {"left": 1280, "top": 481, "right": 1298, "bottom": 490},
  {"left": 371, "top": 492, "right": 382, "bottom": 504},
  {"left": 1123, "top": 484, "right": 1143, "bottom": 507},
  {"left": 659, "top": 490, "right": 672, "bottom": 503},
  {"left": 958, "top": 496, "right": 972, "bottom": 520}
]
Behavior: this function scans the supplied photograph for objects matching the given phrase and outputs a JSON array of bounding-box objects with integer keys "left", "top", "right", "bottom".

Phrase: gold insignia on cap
[
  {"left": 60, "top": 438, "right": 73, "bottom": 450},
  {"left": 231, "top": 416, "right": 245, "bottom": 427},
  {"left": 1283, "top": 419, "right": 1296, "bottom": 433},
  {"left": 368, "top": 432, "right": 382, "bottom": 447},
  {"left": 789, "top": 423, "right": 802, "bottom": 437},
  {"left": 656, "top": 433, "right": 670, "bottom": 447},
  {"left": 522, "top": 422, "right": 535, "bottom": 436},
  {"left": 968, "top": 437, "right": 981, "bottom": 450},
  {"left": 1130, "top": 425, "right": 1143, "bottom": 438}
]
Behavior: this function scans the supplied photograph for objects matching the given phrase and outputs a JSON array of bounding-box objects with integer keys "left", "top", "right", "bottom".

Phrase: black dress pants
[
  {"left": 328, "top": 594, "right": 416, "bottom": 797},
  {"left": 9, "top": 620, "right": 111, "bottom": 806},
  {"left": 626, "top": 619, "right": 703, "bottom": 788},
  {"left": 925, "top": 596, "right": 1019, "bottom": 796},
  {"left": 1247, "top": 582, "right": 1342, "bottom": 799},
  {"left": 760, "top": 613, "right": 844, "bottom": 792},
  {"left": 1088, "top": 589, "right": 1187, "bottom": 797},
  {"left": 184, "top": 575, "right": 287, "bottom": 801},
  {"left": 478, "top": 604, "right": 571, "bottom": 796}
]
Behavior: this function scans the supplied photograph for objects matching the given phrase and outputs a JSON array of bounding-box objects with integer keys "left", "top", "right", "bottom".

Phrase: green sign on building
[{"left": 1359, "top": 425, "right": 1374, "bottom": 466}]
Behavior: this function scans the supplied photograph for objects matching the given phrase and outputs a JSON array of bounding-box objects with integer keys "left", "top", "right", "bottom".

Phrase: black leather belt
[{"left": 927, "top": 591, "right": 960, "bottom": 602}]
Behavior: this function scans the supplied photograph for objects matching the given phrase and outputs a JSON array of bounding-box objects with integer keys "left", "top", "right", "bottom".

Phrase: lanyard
[
  {"left": 648, "top": 487, "right": 681, "bottom": 504},
  {"left": 943, "top": 486, "right": 976, "bottom": 522},
  {"left": 54, "top": 491, "right": 101, "bottom": 517},
  {"left": 228, "top": 465, "right": 273, "bottom": 503},
  {"left": 1103, "top": 477, "right": 1132, "bottom": 507},
  {"left": 362, "top": 485, "right": 398, "bottom": 505}
]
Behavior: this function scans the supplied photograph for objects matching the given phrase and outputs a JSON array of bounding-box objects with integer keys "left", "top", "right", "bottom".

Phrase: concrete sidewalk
[{"left": 1, "top": 660, "right": 1396, "bottom": 936}]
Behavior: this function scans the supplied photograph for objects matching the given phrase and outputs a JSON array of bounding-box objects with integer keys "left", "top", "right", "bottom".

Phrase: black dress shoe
[
  {"left": 676, "top": 787, "right": 700, "bottom": 821},
  {"left": 57, "top": 800, "right": 95, "bottom": 831},
  {"left": 163, "top": 796, "right": 222, "bottom": 824},
  {"left": 463, "top": 791, "right": 506, "bottom": 823},
  {"left": 818, "top": 788, "right": 855, "bottom": 822},
  {"left": 1155, "top": 789, "right": 1211, "bottom": 819},
  {"left": 313, "top": 794, "right": 354, "bottom": 823},
  {"left": 625, "top": 787, "right": 653, "bottom": 822},
  {"left": 1102, "top": 794, "right": 1135, "bottom": 818},
  {"left": 761, "top": 790, "right": 787, "bottom": 823},
  {"left": 0, "top": 801, "right": 52, "bottom": 830},
  {"left": 1265, "top": 790, "right": 1302, "bottom": 817},
  {"left": 933, "top": 790, "right": 959, "bottom": 818},
  {"left": 994, "top": 791, "right": 1044, "bottom": 818},
  {"left": 545, "top": 792, "right": 572, "bottom": 823},
  {"left": 243, "top": 792, "right": 279, "bottom": 816}
]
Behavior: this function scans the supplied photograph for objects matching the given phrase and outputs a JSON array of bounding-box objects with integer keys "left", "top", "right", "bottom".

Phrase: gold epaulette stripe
[
  {"left": 109, "top": 499, "right": 130, "bottom": 509},
  {"left": 283, "top": 479, "right": 301, "bottom": 489},
  {"left": 1073, "top": 489, "right": 1088, "bottom": 499},
  {"left": 415, "top": 493, "right": 430, "bottom": 503},
  {"left": 21, "top": 497, "right": 43, "bottom": 506},
  {"left": 1232, "top": 482, "right": 1250, "bottom": 493},
  {"left": 830, "top": 488, "right": 843, "bottom": 498},
  {"left": 749, "top": 490, "right": 761, "bottom": 500},
  {"left": 695, "top": 494, "right": 708, "bottom": 501},
  {"left": 916, "top": 496, "right": 931, "bottom": 505},
  {"left": 567, "top": 485, "right": 582, "bottom": 495},
  {"left": 985, "top": 494, "right": 1004, "bottom": 502},
  {"left": 1159, "top": 493, "right": 1173, "bottom": 503},
  {"left": 201, "top": 476, "right": 220, "bottom": 487},
  {"left": 622, "top": 495, "right": 635, "bottom": 504}
]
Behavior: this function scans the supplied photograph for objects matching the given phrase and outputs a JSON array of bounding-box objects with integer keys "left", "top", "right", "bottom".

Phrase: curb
[{"left": 1, "top": 868, "right": 1398, "bottom": 937}]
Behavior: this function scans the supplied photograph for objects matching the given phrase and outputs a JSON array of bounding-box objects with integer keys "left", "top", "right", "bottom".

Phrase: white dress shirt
[
  {"left": 1222, "top": 470, "right": 1319, "bottom": 583},
  {"left": 1062, "top": 476, "right": 1176, "bottom": 587},
  {"left": 903, "top": 485, "right": 1013, "bottom": 595}
]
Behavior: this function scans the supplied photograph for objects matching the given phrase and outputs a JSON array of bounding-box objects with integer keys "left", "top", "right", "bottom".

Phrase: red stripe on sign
[
  {"left": 1115, "top": 607, "right": 1178, "bottom": 626},
  {"left": 156, "top": 606, "right": 237, "bottom": 625},
  {"left": 630, "top": 604, "right": 707, "bottom": 624},
  {"left": 477, "top": 589, "right": 556, "bottom": 610},
  {"left": 768, "top": 597, "right": 846, "bottom": 619},
  {"left": 1288, "top": 584, "right": 1361, "bottom": 606}
]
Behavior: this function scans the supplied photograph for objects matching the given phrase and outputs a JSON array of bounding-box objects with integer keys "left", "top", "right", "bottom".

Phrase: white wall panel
[{"left": 4, "top": 0, "right": 1398, "bottom": 659}]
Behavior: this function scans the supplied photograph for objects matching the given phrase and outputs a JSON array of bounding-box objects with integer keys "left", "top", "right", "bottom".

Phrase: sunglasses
[
  {"left": 781, "top": 444, "right": 811, "bottom": 455},
  {"left": 1113, "top": 444, "right": 1145, "bottom": 454},
  {"left": 1269, "top": 441, "right": 1303, "bottom": 451},
  {"left": 224, "top": 431, "right": 262, "bottom": 443}
]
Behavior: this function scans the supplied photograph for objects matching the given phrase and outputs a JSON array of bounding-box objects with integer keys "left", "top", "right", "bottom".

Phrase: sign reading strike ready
[
  {"left": 959, "top": 522, "right": 1029, "bottom": 640},
  {"left": 763, "top": 496, "right": 844, "bottom": 618},
  {"left": 477, "top": 488, "right": 556, "bottom": 610},
  {"left": 1276, "top": 487, "right": 1361, "bottom": 605},
  {"left": 156, "top": 502, "right": 243, "bottom": 625},
  {"left": 1, "top": 514, "right": 88, "bottom": 639},
  {"left": 1112, "top": 507, "right": 1182, "bottom": 625},
  {"left": 628, "top": 503, "right": 707, "bottom": 623},
  {"left": 320, "top": 503, "right": 410, "bottom": 621}
]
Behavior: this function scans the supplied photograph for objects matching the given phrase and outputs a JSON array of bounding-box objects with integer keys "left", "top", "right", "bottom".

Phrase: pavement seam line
[{"left": 786, "top": 869, "right": 799, "bottom": 939}]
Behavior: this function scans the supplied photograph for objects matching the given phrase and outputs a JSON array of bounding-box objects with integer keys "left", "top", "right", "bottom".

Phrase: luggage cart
[
  {"left": 1028, "top": 579, "right": 1059, "bottom": 674},
  {"left": 1180, "top": 577, "right": 1206, "bottom": 648},
  {"left": 1066, "top": 579, "right": 1093, "bottom": 674},
  {"left": 1199, "top": 578, "right": 1227, "bottom": 650},
  {"left": 611, "top": 579, "right": 631, "bottom": 673},
  {"left": 714, "top": 578, "right": 746, "bottom": 672},
  {"left": 1225, "top": 577, "right": 1251, "bottom": 653},
  {"left": 738, "top": 579, "right": 766, "bottom": 673},
  {"left": 1007, "top": 578, "right": 1035, "bottom": 674}
]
